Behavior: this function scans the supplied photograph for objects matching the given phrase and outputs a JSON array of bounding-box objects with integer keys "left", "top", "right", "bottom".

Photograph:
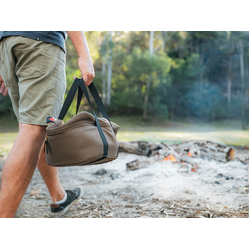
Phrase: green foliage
[
  {"left": 0, "top": 31, "right": 249, "bottom": 126},
  {"left": 106, "top": 47, "right": 172, "bottom": 116}
]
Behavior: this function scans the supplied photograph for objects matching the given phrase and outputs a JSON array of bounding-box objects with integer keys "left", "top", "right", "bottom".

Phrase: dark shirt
[{"left": 0, "top": 31, "right": 67, "bottom": 52}]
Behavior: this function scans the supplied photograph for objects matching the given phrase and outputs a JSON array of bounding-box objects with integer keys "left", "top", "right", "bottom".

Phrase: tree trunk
[
  {"left": 198, "top": 43, "right": 205, "bottom": 97},
  {"left": 161, "top": 31, "right": 167, "bottom": 52},
  {"left": 237, "top": 41, "right": 246, "bottom": 130},
  {"left": 143, "top": 31, "right": 154, "bottom": 121},
  {"left": 102, "top": 52, "right": 107, "bottom": 105},
  {"left": 143, "top": 74, "right": 152, "bottom": 120},
  {"left": 149, "top": 31, "right": 154, "bottom": 54},
  {"left": 170, "top": 86, "right": 174, "bottom": 120},
  {"left": 107, "top": 31, "right": 113, "bottom": 106},
  {"left": 101, "top": 32, "right": 108, "bottom": 106},
  {"left": 227, "top": 55, "right": 232, "bottom": 106}
]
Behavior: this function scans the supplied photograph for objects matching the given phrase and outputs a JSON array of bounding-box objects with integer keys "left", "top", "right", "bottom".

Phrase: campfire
[
  {"left": 162, "top": 154, "right": 176, "bottom": 162},
  {"left": 118, "top": 140, "right": 240, "bottom": 172}
]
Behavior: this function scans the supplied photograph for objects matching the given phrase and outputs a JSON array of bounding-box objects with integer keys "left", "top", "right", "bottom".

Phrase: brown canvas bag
[{"left": 45, "top": 78, "right": 120, "bottom": 167}]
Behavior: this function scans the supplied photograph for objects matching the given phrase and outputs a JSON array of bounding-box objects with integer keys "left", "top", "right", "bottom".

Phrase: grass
[
  {"left": 0, "top": 133, "right": 17, "bottom": 156},
  {"left": 0, "top": 116, "right": 248, "bottom": 157},
  {"left": 112, "top": 116, "right": 249, "bottom": 146},
  {"left": 0, "top": 117, "right": 19, "bottom": 156}
]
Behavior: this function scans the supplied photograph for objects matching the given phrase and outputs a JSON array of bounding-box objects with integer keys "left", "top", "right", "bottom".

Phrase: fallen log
[
  {"left": 126, "top": 152, "right": 168, "bottom": 171},
  {"left": 118, "top": 141, "right": 170, "bottom": 157},
  {"left": 119, "top": 141, "right": 150, "bottom": 156},
  {"left": 180, "top": 155, "right": 197, "bottom": 166}
]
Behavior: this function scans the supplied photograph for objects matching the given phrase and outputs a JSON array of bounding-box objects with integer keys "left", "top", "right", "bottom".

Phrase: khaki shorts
[{"left": 0, "top": 36, "right": 66, "bottom": 126}]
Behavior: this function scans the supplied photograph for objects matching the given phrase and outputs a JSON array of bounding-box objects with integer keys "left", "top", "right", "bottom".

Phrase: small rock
[
  {"left": 30, "top": 189, "right": 40, "bottom": 198},
  {"left": 215, "top": 181, "right": 220, "bottom": 185},
  {"left": 94, "top": 168, "right": 107, "bottom": 175},
  {"left": 110, "top": 173, "right": 119, "bottom": 180},
  {"left": 215, "top": 173, "right": 223, "bottom": 178},
  {"left": 203, "top": 211, "right": 210, "bottom": 218},
  {"left": 109, "top": 170, "right": 120, "bottom": 180}
]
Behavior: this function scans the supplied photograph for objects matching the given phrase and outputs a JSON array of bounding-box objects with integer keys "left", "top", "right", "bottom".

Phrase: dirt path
[{"left": 0, "top": 147, "right": 249, "bottom": 218}]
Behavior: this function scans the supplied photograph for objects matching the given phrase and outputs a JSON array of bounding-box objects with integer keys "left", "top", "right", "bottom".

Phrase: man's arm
[
  {"left": 67, "top": 31, "right": 95, "bottom": 86},
  {"left": 0, "top": 75, "right": 8, "bottom": 96}
]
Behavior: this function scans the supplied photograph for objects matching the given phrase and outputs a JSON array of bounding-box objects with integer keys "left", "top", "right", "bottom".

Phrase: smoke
[{"left": 183, "top": 81, "right": 243, "bottom": 122}]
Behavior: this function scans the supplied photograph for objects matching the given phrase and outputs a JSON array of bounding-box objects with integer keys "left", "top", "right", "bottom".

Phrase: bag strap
[
  {"left": 57, "top": 78, "right": 110, "bottom": 158},
  {"left": 58, "top": 79, "right": 79, "bottom": 120},
  {"left": 75, "top": 79, "right": 114, "bottom": 131},
  {"left": 59, "top": 78, "right": 111, "bottom": 122},
  {"left": 76, "top": 81, "right": 111, "bottom": 123}
]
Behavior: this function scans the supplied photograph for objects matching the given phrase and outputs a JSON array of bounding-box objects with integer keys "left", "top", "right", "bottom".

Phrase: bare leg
[
  {"left": 36, "top": 143, "right": 65, "bottom": 203},
  {"left": 0, "top": 123, "right": 46, "bottom": 218},
  {"left": 20, "top": 122, "right": 65, "bottom": 203}
]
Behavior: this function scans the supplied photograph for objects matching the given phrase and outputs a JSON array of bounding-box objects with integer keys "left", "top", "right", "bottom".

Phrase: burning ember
[
  {"left": 191, "top": 165, "right": 198, "bottom": 172},
  {"left": 184, "top": 147, "right": 193, "bottom": 157},
  {"left": 162, "top": 155, "right": 176, "bottom": 162}
]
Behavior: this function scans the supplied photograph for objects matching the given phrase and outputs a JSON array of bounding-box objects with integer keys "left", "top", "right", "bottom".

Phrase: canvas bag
[{"left": 45, "top": 78, "right": 120, "bottom": 167}]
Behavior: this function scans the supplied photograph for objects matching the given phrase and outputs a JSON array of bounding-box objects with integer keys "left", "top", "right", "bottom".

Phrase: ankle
[{"left": 51, "top": 190, "right": 66, "bottom": 203}]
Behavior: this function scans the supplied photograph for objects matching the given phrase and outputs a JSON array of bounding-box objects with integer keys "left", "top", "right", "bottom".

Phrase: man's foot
[{"left": 50, "top": 187, "right": 82, "bottom": 217}]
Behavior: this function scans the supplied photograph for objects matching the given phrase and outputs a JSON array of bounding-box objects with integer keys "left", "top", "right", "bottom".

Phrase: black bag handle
[
  {"left": 58, "top": 79, "right": 77, "bottom": 120},
  {"left": 58, "top": 78, "right": 114, "bottom": 130},
  {"left": 57, "top": 78, "right": 111, "bottom": 158},
  {"left": 76, "top": 80, "right": 111, "bottom": 123}
]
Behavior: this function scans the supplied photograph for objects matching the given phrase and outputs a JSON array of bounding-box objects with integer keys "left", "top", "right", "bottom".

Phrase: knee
[{"left": 19, "top": 123, "right": 46, "bottom": 142}]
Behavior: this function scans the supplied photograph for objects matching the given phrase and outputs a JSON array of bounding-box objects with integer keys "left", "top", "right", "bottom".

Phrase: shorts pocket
[{"left": 14, "top": 45, "right": 47, "bottom": 79}]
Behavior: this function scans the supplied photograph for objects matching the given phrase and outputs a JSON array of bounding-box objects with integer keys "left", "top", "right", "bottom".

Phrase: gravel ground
[{"left": 0, "top": 146, "right": 248, "bottom": 218}]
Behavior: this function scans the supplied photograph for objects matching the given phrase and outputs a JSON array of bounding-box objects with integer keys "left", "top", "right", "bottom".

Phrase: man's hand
[
  {"left": 73, "top": 56, "right": 95, "bottom": 86},
  {"left": 0, "top": 74, "right": 8, "bottom": 96},
  {"left": 67, "top": 31, "right": 95, "bottom": 86}
]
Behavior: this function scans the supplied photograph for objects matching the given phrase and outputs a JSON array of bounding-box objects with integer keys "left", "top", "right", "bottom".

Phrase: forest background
[{"left": 0, "top": 31, "right": 249, "bottom": 153}]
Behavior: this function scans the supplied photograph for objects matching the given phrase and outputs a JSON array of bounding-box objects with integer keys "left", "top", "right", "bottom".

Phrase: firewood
[
  {"left": 172, "top": 140, "right": 235, "bottom": 163},
  {"left": 122, "top": 140, "right": 237, "bottom": 171},
  {"left": 118, "top": 141, "right": 179, "bottom": 158},
  {"left": 118, "top": 141, "right": 171, "bottom": 156},
  {"left": 180, "top": 155, "right": 197, "bottom": 166},
  {"left": 126, "top": 153, "right": 168, "bottom": 171},
  {"left": 118, "top": 141, "right": 136, "bottom": 154}
]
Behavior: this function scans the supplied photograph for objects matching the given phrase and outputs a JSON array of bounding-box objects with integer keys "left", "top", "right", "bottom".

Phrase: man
[{"left": 0, "top": 31, "right": 95, "bottom": 218}]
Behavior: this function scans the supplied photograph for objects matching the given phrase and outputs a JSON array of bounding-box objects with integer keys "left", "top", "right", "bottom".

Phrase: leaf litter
[{"left": 0, "top": 146, "right": 248, "bottom": 218}]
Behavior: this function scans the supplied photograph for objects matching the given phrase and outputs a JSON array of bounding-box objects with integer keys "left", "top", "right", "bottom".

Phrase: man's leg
[
  {"left": 36, "top": 141, "right": 65, "bottom": 203},
  {"left": 16, "top": 123, "right": 65, "bottom": 203},
  {"left": 0, "top": 123, "right": 46, "bottom": 218}
]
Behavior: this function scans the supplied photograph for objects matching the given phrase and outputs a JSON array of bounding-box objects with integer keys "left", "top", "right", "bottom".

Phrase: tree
[
  {"left": 236, "top": 40, "right": 246, "bottom": 130},
  {"left": 106, "top": 31, "right": 113, "bottom": 106},
  {"left": 143, "top": 31, "right": 154, "bottom": 120},
  {"left": 100, "top": 32, "right": 107, "bottom": 105}
]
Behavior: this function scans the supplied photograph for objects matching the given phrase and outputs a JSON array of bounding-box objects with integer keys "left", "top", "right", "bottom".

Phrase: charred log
[
  {"left": 126, "top": 153, "right": 167, "bottom": 171},
  {"left": 119, "top": 141, "right": 149, "bottom": 156},
  {"left": 120, "top": 140, "right": 236, "bottom": 171},
  {"left": 171, "top": 141, "right": 235, "bottom": 163},
  {"left": 119, "top": 141, "right": 171, "bottom": 157}
]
